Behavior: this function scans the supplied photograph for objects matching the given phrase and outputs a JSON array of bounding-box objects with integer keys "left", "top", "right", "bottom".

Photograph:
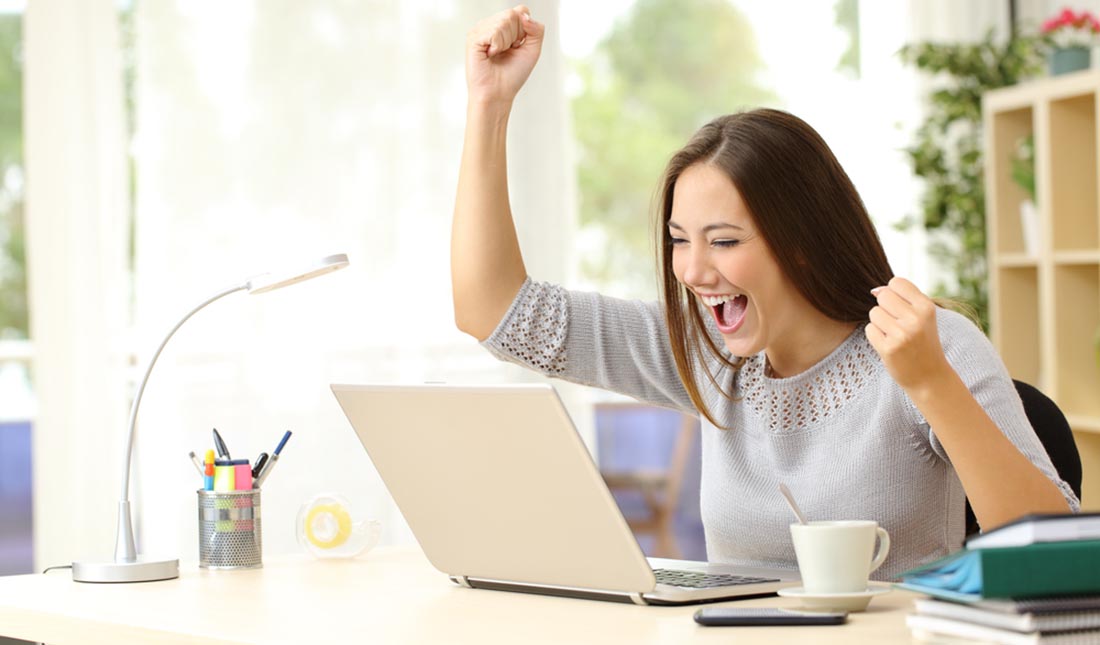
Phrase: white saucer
[{"left": 776, "top": 584, "right": 892, "bottom": 612}]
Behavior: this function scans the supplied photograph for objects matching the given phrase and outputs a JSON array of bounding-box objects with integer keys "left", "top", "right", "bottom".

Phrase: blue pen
[
  {"left": 274, "top": 430, "right": 291, "bottom": 456},
  {"left": 253, "top": 430, "right": 291, "bottom": 488}
]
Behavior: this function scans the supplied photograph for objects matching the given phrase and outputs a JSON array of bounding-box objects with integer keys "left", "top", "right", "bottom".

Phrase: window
[{"left": 0, "top": 0, "right": 32, "bottom": 576}]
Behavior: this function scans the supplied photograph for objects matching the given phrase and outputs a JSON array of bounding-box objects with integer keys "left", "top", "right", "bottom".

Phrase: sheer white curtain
[
  {"left": 24, "top": 0, "right": 131, "bottom": 569},
  {"left": 131, "top": 1, "right": 578, "bottom": 557}
]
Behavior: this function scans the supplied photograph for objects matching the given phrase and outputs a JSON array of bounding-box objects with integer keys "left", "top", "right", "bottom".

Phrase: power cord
[{"left": 41, "top": 564, "right": 72, "bottom": 574}]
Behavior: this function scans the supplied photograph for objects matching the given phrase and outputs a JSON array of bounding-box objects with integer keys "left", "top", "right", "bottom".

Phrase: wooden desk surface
[{"left": 0, "top": 547, "right": 920, "bottom": 644}]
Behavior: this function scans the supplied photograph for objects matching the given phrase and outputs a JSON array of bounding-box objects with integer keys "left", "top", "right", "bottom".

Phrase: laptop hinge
[
  {"left": 628, "top": 592, "right": 646, "bottom": 606},
  {"left": 453, "top": 575, "right": 472, "bottom": 589}
]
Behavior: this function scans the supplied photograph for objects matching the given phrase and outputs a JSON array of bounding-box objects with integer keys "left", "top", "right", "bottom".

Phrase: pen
[
  {"left": 253, "top": 430, "right": 291, "bottom": 488},
  {"left": 189, "top": 451, "right": 204, "bottom": 476},
  {"left": 274, "top": 430, "right": 291, "bottom": 456},
  {"left": 213, "top": 427, "right": 231, "bottom": 459}
]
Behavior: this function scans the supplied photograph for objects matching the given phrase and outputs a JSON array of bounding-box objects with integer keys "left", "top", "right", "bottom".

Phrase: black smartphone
[{"left": 693, "top": 608, "right": 848, "bottom": 627}]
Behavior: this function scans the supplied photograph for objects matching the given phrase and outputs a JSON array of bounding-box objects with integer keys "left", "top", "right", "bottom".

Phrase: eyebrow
[{"left": 667, "top": 221, "right": 745, "bottom": 233}]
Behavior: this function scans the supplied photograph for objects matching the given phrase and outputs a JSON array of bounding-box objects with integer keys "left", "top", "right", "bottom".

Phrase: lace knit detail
[
  {"left": 490, "top": 280, "right": 569, "bottom": 375},
  {"left": 737, "top": 332, "right": 880, "bottom": 433}
]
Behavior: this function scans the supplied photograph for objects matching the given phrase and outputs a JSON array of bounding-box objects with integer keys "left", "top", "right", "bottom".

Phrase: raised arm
[{"left": 452, "top": 6, "right": 545, "bottom": 341}]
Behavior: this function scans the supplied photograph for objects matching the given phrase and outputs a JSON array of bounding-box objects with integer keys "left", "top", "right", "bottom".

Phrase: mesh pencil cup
[{"left": 197, "top": 489, "right": 263, "bottom": 569}]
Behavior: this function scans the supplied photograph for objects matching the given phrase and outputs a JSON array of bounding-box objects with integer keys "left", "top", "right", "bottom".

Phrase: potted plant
[
  {"left": 1041, "top": 8, "right": 1100, "bottom": 75},
  {"left": 899, "top": 32, "right": 1046, "bottom": 332}
]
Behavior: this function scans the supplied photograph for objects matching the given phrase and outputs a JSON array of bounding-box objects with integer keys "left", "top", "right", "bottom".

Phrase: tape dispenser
[{"left": 296, "top": 493, "right": 381, "bottom": 559}]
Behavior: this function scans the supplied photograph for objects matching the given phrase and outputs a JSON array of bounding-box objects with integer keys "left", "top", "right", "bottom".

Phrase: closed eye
[
  {"left": 713, "top": 239, "right": 741, "bottom": 248},
  {"left": 669, "top": 236, "right": 688, "bottom": 245}
]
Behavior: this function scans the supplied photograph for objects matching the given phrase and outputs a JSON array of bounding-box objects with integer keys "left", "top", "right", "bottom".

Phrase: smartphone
[{"left": 693, "top": 608, "right": 848, "bottom": 627}]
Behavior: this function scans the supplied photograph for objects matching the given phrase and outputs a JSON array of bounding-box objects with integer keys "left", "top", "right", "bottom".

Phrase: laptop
[{"left": 330, "top": 383, "right": 800, "bottom": 605}]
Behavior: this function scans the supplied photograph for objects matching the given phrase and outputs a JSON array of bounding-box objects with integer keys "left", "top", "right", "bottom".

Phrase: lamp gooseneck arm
[{"left": 114, "top": 283, "right": 248, "bottom": 563}]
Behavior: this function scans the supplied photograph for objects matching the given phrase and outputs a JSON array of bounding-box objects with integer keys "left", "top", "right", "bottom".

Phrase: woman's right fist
[{"left": 465, "top": 5, "right": 546, "bottom": 106}]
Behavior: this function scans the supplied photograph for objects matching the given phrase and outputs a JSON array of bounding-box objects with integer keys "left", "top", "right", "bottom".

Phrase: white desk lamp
[{"left": 72, "top": 253, "right": 350, "bottom": 583}]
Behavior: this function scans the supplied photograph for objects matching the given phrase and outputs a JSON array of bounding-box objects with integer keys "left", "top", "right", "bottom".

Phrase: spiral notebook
[
  {"left": 913, "top": 598, "right": 1100, "bottom": 632},
  {"left": 907, "top": 615, "right": 1100, "bottom": 645}
]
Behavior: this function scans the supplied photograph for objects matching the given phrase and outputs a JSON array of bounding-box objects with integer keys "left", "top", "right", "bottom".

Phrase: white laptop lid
[{"left": 331, "top": 383, "right": 655, "bottom": 593}]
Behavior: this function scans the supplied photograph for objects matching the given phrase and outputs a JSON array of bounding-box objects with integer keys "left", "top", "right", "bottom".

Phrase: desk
[{"left": 0, "top": 547, "right": 919, "bottom": 644}]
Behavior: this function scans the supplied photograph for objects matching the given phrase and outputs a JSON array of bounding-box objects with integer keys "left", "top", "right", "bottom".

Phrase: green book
[{"left": 896, "top": 540, "right": 1100, "bottom": 600}]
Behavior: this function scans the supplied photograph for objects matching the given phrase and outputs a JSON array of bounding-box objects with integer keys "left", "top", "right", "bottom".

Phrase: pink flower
[{"left": 1043, "top": 7, "right": 1100, "bottom": 43}]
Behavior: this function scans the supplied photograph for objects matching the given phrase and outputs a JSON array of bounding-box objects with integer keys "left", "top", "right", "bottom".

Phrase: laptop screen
[{"left": 331, "top": 383, "right": 655, "bottom": 592}]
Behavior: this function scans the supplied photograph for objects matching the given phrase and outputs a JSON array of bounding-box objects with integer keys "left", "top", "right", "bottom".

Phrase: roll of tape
[
  {"left": 304, "top": 503, "right": 352, "bottom": 549},
  {"left": 296, "top": 493, "right": 382, "bottom": 559}
]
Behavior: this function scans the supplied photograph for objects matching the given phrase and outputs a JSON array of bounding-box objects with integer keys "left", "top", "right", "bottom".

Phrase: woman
[{"left": 452, "top": 6, "right": 1077, "bottom": 579}]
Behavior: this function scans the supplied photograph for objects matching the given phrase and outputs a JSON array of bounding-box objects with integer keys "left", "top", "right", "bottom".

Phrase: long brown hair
[{"left": 656, "top": 109, "right": 894, "bottom": 427}]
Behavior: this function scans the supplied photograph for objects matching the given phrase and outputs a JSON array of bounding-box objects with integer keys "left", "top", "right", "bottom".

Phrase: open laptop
[{"left": 330, "top": 383, "right": 800, "bottom": 605}]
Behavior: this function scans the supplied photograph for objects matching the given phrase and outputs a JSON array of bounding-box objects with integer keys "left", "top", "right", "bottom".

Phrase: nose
[{"left": 677, "top": 244, "right": 716, "bottom": 290}]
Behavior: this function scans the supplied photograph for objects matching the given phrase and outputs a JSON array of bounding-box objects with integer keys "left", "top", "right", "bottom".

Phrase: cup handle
[{"left": 868, "top": 527, "right": 890, "bottom": 574}]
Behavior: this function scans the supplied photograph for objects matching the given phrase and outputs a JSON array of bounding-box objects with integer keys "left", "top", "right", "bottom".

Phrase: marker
[
  {"left": 251, "top": 453, "right": 268, "bottom": 480},
  {"left": 233, "top": 461, "right": 252, "bottom": 491},
  {"left": 253, "top": 430, "right": 291, "bottom": 488},
  {"left": 214, "top": 458, "right": 249, "bottom": 491},
  {"left": 212, "top": 427, "right": 231, "bottom": 459},
  {"left": 188, "top": 451, "right": 204, "bottom": 476},
  {"left": 213, "top": 465, "right": 233, "bottom": 492},
  {"left": 203, "top": 449, "right": 215, "bottom": 491}
]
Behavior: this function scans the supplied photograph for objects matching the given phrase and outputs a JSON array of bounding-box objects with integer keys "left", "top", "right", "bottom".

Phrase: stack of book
[{"left": 897, "top": 512, "right": 1100, "bottom": 644}]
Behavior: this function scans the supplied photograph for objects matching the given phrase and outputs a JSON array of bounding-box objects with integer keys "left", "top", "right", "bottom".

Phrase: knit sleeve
[
  {"left": 905, "top": 308, "right": 1080, "bottom": 512},
  {"left": 481, "top": 277, "right": 696, "bottom": 412}
]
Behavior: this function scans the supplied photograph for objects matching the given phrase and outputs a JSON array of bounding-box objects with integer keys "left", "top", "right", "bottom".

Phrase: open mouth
[{"left": 704, "top": 294, "right": 748, "bottom": 334}]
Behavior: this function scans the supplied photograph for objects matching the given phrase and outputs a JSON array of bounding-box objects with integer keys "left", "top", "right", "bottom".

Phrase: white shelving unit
[{"left": 984, "top": 69, "right": 1100, "bottom": 510}]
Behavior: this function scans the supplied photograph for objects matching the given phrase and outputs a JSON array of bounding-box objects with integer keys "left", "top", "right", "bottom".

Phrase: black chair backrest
[{"left": 964, "top": 379, "right": 1082, "bottom": 537}]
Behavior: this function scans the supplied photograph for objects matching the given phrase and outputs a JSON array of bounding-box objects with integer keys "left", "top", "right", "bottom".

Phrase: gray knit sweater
[{"left": 482, "top": 278, "right": 1080, "bottom": 580}]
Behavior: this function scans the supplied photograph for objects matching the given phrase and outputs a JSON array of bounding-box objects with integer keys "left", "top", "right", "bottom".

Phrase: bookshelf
[{"left": 984, "top": 69, "right": 1100, "bottom": 512}]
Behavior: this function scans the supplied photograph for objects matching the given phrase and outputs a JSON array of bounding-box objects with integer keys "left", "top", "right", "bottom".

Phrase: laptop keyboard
[{"left": 653, "top": 568, "right": 780, "bottom": 589}]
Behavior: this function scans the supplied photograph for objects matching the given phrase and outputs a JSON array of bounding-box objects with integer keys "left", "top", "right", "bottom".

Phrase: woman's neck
[{"left": 764, "top": 315, "right": 859, "bottom": 379}]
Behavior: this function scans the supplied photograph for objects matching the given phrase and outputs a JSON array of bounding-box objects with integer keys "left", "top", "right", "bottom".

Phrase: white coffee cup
[{"left": 789, "top": 520, "right": 890, "bottom": 594}]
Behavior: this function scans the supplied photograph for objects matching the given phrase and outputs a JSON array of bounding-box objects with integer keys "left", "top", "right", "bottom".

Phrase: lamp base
[{"left": 72, "top": 556, "right": 179, "bottom": 583}]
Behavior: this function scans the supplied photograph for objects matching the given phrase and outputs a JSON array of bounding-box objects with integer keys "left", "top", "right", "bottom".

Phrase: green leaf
[{"left": 899, "top": 30, "right": 1045, "bottom": 334}]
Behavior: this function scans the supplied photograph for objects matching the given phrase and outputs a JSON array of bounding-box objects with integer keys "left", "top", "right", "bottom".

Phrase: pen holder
[{"left": 197, "top": 489, "right": 263, "bottom": 569}]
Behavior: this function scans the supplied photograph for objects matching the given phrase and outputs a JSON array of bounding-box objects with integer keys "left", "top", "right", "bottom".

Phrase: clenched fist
[{"left": 466, "top": 5, "right": 546, "bottom": 106}]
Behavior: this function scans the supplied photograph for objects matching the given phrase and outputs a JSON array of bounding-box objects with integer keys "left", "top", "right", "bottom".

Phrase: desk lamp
[{"left": 72, "top": 253, "right": 350, "bottom": 583}]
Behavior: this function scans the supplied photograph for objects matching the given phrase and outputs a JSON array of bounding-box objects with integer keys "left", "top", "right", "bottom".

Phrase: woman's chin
[{"left": 721, "top": 334, "right": 760, "bottom": 359}]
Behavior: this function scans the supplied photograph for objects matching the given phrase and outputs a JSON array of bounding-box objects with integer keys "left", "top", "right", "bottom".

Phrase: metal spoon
[{"left": 779, "top": 483, "right": 808, "bottom": 525}]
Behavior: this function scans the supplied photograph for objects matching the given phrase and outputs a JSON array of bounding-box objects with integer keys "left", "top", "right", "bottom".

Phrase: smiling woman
[
  {"left": 452, "top": 5, "right": 1079, "bottom": 580},
  {"left": 656, "top": 110, "right": 893, "bottom": 421}
]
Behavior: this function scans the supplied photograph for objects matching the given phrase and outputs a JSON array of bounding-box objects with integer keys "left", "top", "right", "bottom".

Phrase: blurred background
[{"left": 0, "top": 0, "right": 1095, "bottom": 576}]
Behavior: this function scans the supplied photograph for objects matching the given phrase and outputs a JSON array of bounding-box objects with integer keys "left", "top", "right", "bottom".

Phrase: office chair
[
  {"left": 598, "top": 403, "right": 699, "bottom": 559},
  {"left": 964, "top": 379, "right": 1083, "bottom": 537}
]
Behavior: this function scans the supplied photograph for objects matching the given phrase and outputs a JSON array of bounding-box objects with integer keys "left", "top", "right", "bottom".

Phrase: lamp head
[{"left": 246, "top": 253, "right": 349, "bottom": 294}]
